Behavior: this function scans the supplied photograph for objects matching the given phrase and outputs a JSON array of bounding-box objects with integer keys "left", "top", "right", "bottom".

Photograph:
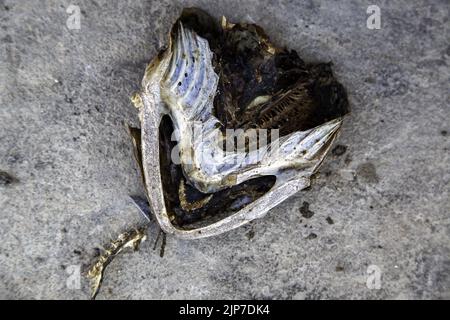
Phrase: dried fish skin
[{"left": 136, "top": 8, "right": 349, "bottom": 239}]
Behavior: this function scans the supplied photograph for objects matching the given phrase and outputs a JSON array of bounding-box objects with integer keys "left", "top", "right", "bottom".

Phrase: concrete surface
[{"left": 0, "top": 0, "right": 449, "bottom": 300}]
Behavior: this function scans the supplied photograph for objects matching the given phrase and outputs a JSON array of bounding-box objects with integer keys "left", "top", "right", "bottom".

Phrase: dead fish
[
  {"left": 131, "top": 8, "right": 349, "bottom": 239},
  {"left": 87, "top": 7, "right": 349, "bottom": 298}
]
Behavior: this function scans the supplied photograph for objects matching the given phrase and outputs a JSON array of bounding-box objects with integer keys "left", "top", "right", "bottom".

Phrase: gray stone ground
[{"left": 0, "top": 0, "right": 449, "bottom": 300}]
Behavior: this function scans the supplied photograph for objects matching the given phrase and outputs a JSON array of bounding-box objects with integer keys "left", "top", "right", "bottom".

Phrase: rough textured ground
[{"left": 1, "top": 0, "right": 449, "bottom": 300}]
